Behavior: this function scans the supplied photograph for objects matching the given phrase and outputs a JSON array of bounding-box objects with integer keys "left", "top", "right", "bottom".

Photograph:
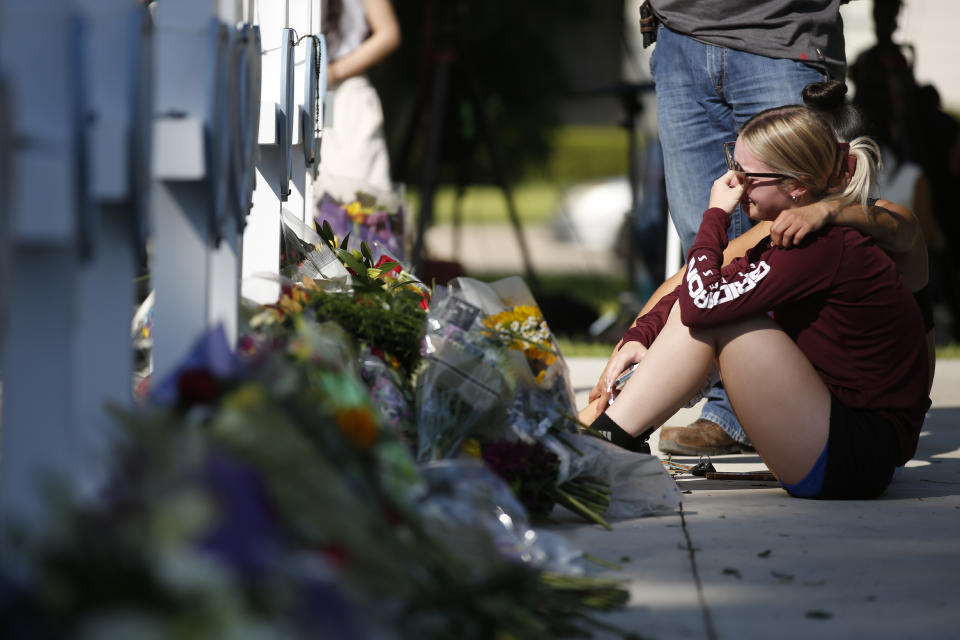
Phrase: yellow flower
[
  {"left": 461, "top": 438, "right": 483, "bottom": 459},
  {"left": 335, "top": 406, "right": 379, "bottom": 449},
  {"left": 482, "top": 305, "right": 559, "bottom": 377},
  {"left": 345, "top": 200, "right": 370, "bottom": 223},
  {"left": 278, "top": 296, "right": 303, "bottom": 314},
  {"left": 223, "top": 383, "right": 266, "bottom": 411},
  {"left": 277, "top": 286, "right": 310, "bottom": 314}
]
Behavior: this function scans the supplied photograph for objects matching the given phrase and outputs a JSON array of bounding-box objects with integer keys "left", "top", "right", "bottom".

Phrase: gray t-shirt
[{"left": 649, "top": 0, "right": 846, "bottom": 78}]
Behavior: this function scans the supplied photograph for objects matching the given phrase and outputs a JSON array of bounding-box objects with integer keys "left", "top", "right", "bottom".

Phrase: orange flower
[{"left": 335, "top": 407, "right": 379, "bottom": 449}]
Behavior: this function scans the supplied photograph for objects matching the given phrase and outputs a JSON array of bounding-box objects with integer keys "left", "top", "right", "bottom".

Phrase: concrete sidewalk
[{"left": 555, "top": 357, "right": 960, "bottom": 639}]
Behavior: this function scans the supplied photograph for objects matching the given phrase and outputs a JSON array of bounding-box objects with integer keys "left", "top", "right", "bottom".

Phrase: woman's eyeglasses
[{"left": 723, "top": 142, "right": 790, "bottom": 182}]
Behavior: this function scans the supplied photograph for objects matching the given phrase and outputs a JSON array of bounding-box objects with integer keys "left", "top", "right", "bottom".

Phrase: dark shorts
[{"left": 785, "top": 394, "right": 900, "bottom": 500}]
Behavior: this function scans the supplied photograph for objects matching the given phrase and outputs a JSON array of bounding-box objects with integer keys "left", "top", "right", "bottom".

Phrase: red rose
[
  {"left": 178, "top": 368, "right": 218, "bottom": 406},
  {"left": 374, "top": 255, "right": 402, "bottom": 275}
]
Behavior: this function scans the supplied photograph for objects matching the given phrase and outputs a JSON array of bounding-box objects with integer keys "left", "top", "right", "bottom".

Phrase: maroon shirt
[{"left": 623, "top": 207, "right": 930, "bottom": 464}]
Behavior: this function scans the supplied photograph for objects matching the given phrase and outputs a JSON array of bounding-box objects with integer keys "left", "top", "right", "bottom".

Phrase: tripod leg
[
  {"left": 394, "top": 91, "right": 426, "bottom": 184},
  {"left": 625, "top": 112, "right": 641, "bottom": 294},
  {"left": 464, "top": 76, "right": 539, "bottom": 290},
  {"left": 394, "top": 0, "right": 438, "bottom": 183},
  {"left": 452, "top": 162, "right": 468, "bottom": 257},
  {"left": 411, "top": 55, "right": 452, "bottom": 275}
]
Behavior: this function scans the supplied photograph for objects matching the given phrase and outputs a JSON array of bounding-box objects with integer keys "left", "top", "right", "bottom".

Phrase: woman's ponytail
[{"left": 835, "top": 136, "right": 881, "bottom": 213}]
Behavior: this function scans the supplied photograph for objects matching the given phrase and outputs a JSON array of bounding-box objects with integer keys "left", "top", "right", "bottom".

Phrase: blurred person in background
[
  {"left": 320, "top": 0, "right": 400, "bottom": 191},
  {"left": 850, "top": 0, "right": 960, "bottom": 341}
]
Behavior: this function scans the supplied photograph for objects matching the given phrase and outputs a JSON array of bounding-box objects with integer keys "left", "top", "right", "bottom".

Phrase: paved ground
[{"left": 556, "top": 357, "right": 960, "bottom": 639}]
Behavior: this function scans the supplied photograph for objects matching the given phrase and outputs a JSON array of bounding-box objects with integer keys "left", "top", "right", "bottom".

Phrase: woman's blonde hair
[{"left": 739, "top": 105, "right": 880, "bottom": 212}]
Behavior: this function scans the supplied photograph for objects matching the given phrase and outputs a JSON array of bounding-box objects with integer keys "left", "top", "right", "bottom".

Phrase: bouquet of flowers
[
  {"left": 416, "top": 277, "right": 682, "bottom": 527},
  {"left": 248, "top": 220, "right": 429, "bottom": 453},
  {"left": 1, "top": 321, "right": 638, "bottom": 639},
  {"left": 453, "top": 276, "right": 576, "bottom": 409},
  {"left": 414, "top": 279, "right": 609, "bottom": 526},
  {"left": 358, "top": 343, "right": 417, "bottom": 443},
  {"left": 314, "top": 174, "right": 407, "bottom": 263},
  {"left": 250, "top": 250, "right": 428, "bottom": 377},
  {"left": 278, "top": 208, "right": 351, "bottom": 284}
]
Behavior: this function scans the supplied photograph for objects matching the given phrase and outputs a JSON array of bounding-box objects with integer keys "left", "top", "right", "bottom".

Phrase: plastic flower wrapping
[
  {"left": 314, "top": 174, "right": 407, "bottom": 263},
  {"left": 279, "top": 208, "right": 352, "bottom": 285},
  {"left": 0, "top": 322, "right": 637, "bottom": 639},
  {"left": 416, "top": 277, "right": 681, "bottom": 528}
]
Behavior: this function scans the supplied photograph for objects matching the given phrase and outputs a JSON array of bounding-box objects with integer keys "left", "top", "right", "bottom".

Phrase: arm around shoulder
[{"left": 844, "top": 199, "right": 919, "bottom": 253}]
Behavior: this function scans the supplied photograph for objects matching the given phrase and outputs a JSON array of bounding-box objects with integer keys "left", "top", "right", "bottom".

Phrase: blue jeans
[{"left": 650, "top": 26, "right": 825, "bottom": 444}]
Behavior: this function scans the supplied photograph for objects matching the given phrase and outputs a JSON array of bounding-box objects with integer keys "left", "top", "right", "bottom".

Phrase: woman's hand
[
  {"left": 708, "top": 170, "right": 746, "bottom": 213},
  {"left": 770, "top": 200, "right": 836, "bottom": 247},
  {"left": 586, "top": 341, "right": 649, "bottom": 421},
  {"left": 587, "top": 344, "right": 618, "bottom": 407}
]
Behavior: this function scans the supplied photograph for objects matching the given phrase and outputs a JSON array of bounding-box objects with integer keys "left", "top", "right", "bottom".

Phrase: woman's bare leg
[
  {"left": 605, "top": 304, "right": 716, "bottom": 433},
  {"left": 602, "top": 303, "right": 831, "bottom": 484},
  {"left": 706, "top": 315, "right": 830, "bottom": 484}
]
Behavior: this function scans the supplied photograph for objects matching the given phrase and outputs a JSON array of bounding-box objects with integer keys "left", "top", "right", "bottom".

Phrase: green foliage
[{"left": 306, "top": 289, "right": 426, "bottom": 375}]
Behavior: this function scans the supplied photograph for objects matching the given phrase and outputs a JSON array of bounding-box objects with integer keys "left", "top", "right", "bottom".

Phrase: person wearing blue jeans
[{"left": 644, "top": 1, "right": 846, "bottom": 454}]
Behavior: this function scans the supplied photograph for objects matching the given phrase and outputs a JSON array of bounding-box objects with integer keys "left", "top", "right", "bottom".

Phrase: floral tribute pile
[{"left": 0, "top": 199, "right": 679, "bottom": 637}]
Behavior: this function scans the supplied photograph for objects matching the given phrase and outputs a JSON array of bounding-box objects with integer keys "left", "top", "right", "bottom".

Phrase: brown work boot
[{"left": 658, "top": 419, "right": 745, "bottom": 456}]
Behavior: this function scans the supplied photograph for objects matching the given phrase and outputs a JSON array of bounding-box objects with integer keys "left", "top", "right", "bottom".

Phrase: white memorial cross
[
  {"left": 209, "top": 0, "right": 261, "bottom": 351},
  {"left": 241, "top": 0, "right": 324, "bottom": 305},
  {"left": 0, "top": 0, "right": 88, "bottom": 528},
  {"left": 71, "top": 0, "right": 154, "bottom": 501},
  {"left": 241, "top": 0, "right": 289, "bottom": 305},
  {"left": 150, "top": 0, "right": 259, "bottom": 381},
  {"left": 0, "top": 31, "right": 11, "bottom": 352},
  {"left": 288, "top": 0, "right": 323, "bottom": 227}
]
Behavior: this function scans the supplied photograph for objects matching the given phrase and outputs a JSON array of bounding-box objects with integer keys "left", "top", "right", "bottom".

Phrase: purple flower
[
  {"left": 197, "top": 450, "right": 284, "bottom": 578},
  {"left": 481, "top": 440, "right": 560, "bottom": 515}
]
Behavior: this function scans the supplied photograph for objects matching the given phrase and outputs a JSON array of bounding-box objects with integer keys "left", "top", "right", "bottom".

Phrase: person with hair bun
[
  {"left": 585, "top": 104, "right": 930, "bottom": 499},
  {"left": 790, "top": 80, "right": 935, "bottom": 386}
]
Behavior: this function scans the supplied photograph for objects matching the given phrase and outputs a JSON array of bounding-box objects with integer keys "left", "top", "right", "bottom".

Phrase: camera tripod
[{"left": 394, "top": 0, "right": 539, "bottom": 289}]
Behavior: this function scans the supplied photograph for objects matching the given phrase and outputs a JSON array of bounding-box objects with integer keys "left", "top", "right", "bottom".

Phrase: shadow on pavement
[
  {"left": 669, "top": 407, "right": 960, "bottom": 498},
  {"left": 881, "top": 407, "right": 960, "bottom": 500}
]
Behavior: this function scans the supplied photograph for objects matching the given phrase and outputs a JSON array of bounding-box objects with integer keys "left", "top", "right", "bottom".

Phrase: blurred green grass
[
  {"left": 556, "top": 339, "right": 616, "bottom": 357},
  {"left": 938, "top": 343, "right": 960, "bottom": 358},
  {"left": 405, "top": 125, "right": 630, "bottom": 226},
  {"left": 406, "top": 179, "right": 560, "bottom": 226}
]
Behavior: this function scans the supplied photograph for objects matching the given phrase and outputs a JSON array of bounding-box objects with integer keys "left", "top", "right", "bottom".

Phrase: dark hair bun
[{"left": 802, "top": 79, "right": 848, "bottom": 111}]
